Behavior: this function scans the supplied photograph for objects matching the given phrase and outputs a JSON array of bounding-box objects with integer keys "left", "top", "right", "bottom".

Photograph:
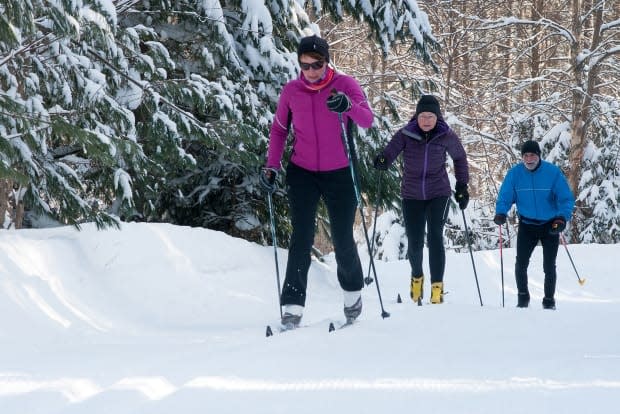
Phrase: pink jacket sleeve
[
  {"left": 266, "top": 87, "right": 291, "bottom": 169},
  {"left": 338, "top": 76, "right": 373, "bottom": 129}
]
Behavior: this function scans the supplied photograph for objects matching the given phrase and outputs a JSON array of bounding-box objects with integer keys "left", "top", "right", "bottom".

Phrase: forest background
[{"left": 1, "top": 0, "right": 618, "bottom": 256}]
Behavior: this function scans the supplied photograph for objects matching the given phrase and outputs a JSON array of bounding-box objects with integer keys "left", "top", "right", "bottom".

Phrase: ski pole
[
  {"left": 461, "top": 209, "right": 483, "bottom": 306},
  {"left": 267, "top": 191, "right": 283, "bottom": 318},
  {"left": 499, "top": 224, "right": 504, "bottom": 307},
  {"left": 364, "top": 172, "right": 382, "bottom": 286},
  {"left": 559, "top": 233, "right": 586, "bottom": 286},
  {"left": 337, "top": 111, "right": 389, "bottom": 318}
]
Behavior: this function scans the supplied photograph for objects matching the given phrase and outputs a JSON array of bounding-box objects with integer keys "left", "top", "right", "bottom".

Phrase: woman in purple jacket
[
  {"left": 260, "top": 35, "right": 374, "bottom": 329},
  {"left": 373, "top": 95, "right": 469, "bottom": 304}
]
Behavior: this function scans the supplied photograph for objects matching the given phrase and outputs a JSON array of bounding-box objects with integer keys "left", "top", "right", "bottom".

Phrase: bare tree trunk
[
  {"left": 567, "top": 0, "right": 586, "bottom": 236},
  {"left": 14, "top": 195, "right": 24, "bottom": 229},
  {"left": 568, "top": 0, "right": 605, "bottom": 239},
  {"left": 443, "top": 5, "right": 458, "bottom": 104},
  {"left": 0, "top": 180, "right": 9, "bottom": 228},
  {"left": 529, "top": 0, "right": 543, "bottom": 102}
]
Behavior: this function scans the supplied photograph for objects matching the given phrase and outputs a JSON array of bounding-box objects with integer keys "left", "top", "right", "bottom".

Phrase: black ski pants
[
  {"left": 280, "top": 163, "right": 363, "bottom": 307},
  {"left": 514, "top": 221, "right": 560, "bottom": 299},
  {"left": 402, "top": 196, "right": 450, "bottom": 283}
]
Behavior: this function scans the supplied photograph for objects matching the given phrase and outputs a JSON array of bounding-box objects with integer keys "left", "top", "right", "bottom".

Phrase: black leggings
[
  {"left": 402, "top": 197, "right": 450, "bottom": 283},
  {"left": 280, "top": 163, "right": 363, "bottom": 307},
  {"left": 515, "top": 221, "right": 559, "bottom": 298}
]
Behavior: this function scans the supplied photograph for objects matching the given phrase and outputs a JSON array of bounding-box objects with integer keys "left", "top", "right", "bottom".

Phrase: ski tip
[
  {"left": 397, "top": 294, "right": 402, "bottom": 303},
  {"left": 328, "top": 322, "right": 335, "bottom": 332},
  {"left": 266, "top": 325, "right": 273, "bottom": 337}
]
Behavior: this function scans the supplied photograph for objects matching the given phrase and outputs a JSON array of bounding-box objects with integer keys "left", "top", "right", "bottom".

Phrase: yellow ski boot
[
  {"left": 431, "top": 282, "right": 444, "bottom": 304},
  {"left": 410, "top": 275, "right": 424, "bottom": 304}
]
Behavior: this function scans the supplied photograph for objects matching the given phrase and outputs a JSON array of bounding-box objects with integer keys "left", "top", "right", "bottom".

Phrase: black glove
[
  {"left": 373, "top": 154, "right": 389, "bottom": 170},
  {"left": 454, "top": 182, "right": 469, "bottom": 210},
  {"left": 549, "top": 216, "right": 566, "bottom": 235},
  {"left": 259, "top": 168, "right": 278, "bottom": 194},
  {"left": 326, "top": 92, "right": 351, "bottom": 113},
  {"left": 493, "top": 214, "right": 506, "bottom": 226}
]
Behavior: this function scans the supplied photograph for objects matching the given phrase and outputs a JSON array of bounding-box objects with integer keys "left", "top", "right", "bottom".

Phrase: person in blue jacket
[{"left": 494, "top": 140, "right": 575, "bottom": 310}]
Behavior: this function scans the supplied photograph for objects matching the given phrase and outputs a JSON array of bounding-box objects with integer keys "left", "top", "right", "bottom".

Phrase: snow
[
  {"left": 80, "top": 7, "right": 113, "bottom": 33},
  {"left": 113, "top": 169, "right": 133, "bottom": 204},
  {"left": 0, "top": 222, "right": 618, "bottom": 413}
]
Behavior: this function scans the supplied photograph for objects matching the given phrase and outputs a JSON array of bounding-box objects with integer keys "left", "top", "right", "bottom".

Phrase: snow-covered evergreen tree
[
  {"left": 1, "top": 0, "right": 436, "bottom": 242},
  {"left": 576, "top": 100, "right": 620, "bottom": 243},
  {"left": 115, "top": 0, "right": 436, "bottom": 244},
  {"left": 0, "top": 0, "right": 143, "bottom": 228}
]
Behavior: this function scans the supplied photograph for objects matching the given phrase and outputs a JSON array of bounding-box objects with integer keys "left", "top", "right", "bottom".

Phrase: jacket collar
[
  {"left": 299, "top": 66, "right": 335, "bottom": 91},
  {"left": 402, "top": 118, "right": 450, "bottom": 141}
]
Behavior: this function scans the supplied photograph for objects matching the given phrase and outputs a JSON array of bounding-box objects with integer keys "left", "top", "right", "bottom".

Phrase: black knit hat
[
  {"left": 297, "top": 35, "right": 330, "bottom": 62},
  {"left": 521, "top": 140, "right": 541, "bottom": 156},
  {"left": 415, "top": 95, "right": 441, "bottom": 118}
]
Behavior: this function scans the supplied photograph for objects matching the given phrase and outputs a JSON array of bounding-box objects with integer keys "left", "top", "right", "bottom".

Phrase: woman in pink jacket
[{"left": 261, "top": 35, "right": 374, "bottom": 329}]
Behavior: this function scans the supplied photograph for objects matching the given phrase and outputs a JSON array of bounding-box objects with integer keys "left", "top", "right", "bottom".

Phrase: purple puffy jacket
[
  {"left": 266, "top": 70, "right": 373, "bottom": 172},
  {"left": 381, "top": 118, "right": 469, "bottom": 200}
]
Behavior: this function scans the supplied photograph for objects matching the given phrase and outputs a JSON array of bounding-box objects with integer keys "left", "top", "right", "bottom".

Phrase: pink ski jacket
[{"left": 266, "top": 71, "right": 373, "bottom": 172}]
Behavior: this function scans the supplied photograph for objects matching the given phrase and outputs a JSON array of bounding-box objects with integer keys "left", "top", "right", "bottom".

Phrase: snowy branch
[
  {"left": 600, "top": 18, "right": 620, "bottom": 32},
  {"left": 0, "top": 33, "right": 60, "bottom": 68},
  {"left": 474, "top": 16, "right": 576, "bottom": 44}
]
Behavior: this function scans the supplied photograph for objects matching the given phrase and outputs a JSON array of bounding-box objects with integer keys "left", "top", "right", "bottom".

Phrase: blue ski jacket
[{"left": 496, "top": 160, "right": 575, "bottom": 223}]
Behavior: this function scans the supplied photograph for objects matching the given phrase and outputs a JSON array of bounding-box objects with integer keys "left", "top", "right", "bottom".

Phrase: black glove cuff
[{"left": 455, "top": 181, "right": 467, "bottom": 192}]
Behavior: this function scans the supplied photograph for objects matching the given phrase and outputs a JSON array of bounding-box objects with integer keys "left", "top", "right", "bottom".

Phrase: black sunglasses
[{"left": 299, "top": 60, "right": 325, "bottom": 70}]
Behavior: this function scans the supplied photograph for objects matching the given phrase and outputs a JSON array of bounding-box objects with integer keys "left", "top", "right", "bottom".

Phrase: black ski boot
[
  {"left": 517, "top": 292, "right": 530, "bottom": 308},
  {"left": 542, "top": 297, "right": 556, "bottom": 310}
]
